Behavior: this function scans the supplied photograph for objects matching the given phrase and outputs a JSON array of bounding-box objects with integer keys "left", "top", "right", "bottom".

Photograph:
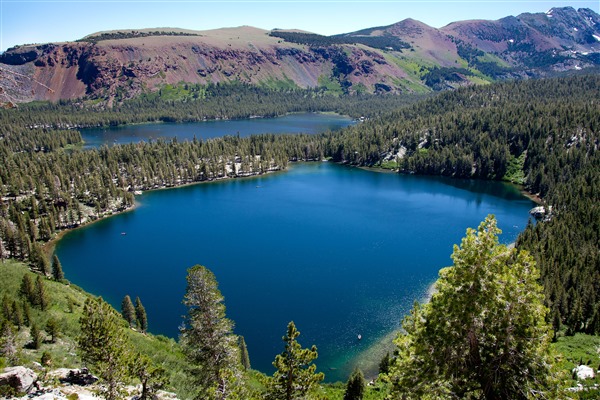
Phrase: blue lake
[
  {"left": 55, "top": 162, "right": 535, "bottom": 381},
  {"left": 81, "top": 112, "right": 355, "bottom": 148}
]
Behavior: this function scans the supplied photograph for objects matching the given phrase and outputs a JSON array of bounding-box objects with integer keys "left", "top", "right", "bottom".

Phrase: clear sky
[{"left": 1, "top": 0, "right": 599, "bottom": 52}]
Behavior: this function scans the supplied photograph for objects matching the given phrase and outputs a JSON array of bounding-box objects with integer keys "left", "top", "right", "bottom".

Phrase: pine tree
[
  {"left": 78, "top": 297, "right": 133, "bottom": 400},
  {"left": 29, "top": 322, "right": 42, "bottom": 350},
  {"left": 121, "top": 295, "right": 136, "bottom": 328},
  {"left": 0, "top": 321, "right": 19, "bottom": 366},
  {"left": 30, "top": 242, "right": 49, "bottom": 276},
  {"left": 180, "top": 264, "right": 244, "bottom": 399},
  {"left": 19, "top": 274, "right": 34, "bottom": 304},
  {"left": 265, "top": 321, "right": 324, "bottom": 400},
  {"left": 46, "top": 317, "right": 60, "bottom": 343},
  {"left": 379, "top": 352, "right": 391, "bottom": 375},
  {"left": 51, "top": 254, "right": 64, "bottom": 281},
  {"left": 22, "top": 300, "right": 31, "bottom": 326},
  {"left": 238, "top": 335, "right": 251, "bottom": 371},
  {"left": 344, "top": 367, "right": 365, "bottom": 400},
  {"left": 1, "top": 295, "right": 11, "bottom": 321},
  {"left": 34, "top": 276, "right": 49, "bottom": 311},
  {"left": 10, "top": 300, "right": 23, "bottom": 329},
  {"left": 131, "top": 353, "right": 169, "bottom": 400},
  {"left": 134, "top": 296, "right": 147, "bottom": 333},
  {"left": 390, "top": 215, "right": 562, "bottom": 399}
]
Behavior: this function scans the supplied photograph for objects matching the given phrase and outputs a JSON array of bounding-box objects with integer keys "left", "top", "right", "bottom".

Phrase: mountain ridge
[{"left": 1, "top": 6, "right": 599, "bottom": 104}]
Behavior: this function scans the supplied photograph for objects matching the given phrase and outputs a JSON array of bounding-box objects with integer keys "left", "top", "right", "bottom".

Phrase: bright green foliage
[
  {"left": 135, "top": 296, "right": 147, "bottom": 333},
  {"left": 390, "top": 215, "right": 561, "bottom": 400},
  {"left": 78, "top": 297, "right": 133, "bottom": 400},
  {"left": 265, "top": 321, "right": 324, "bottom": 400},
  {"left": 131, "top": 352, "right": 169, "bottom": 400},
  {"left": 344, "top": 368, "right": 365, "bottom": 400},
  {"left": 180, "top": 265, "right": 244, "bottom": 400},
  {"left": 121, "top": 295, "right": 136, "bottom": 328},
  {"left": 52, "top": 254, "right": 64, "bottom": 281}
]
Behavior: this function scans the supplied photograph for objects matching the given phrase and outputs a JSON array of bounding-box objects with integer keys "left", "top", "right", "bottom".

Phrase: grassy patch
[
  {"left": 320, "top": 381, "right": 390, "bottom": 399},
  {"left": 317, "top": 74, "right": 344, "bottom": 96},
  {"left": 553, "top": 334, "right": 600, "bottom": 370},
  {"left": 553, "top": 333, "right": 600, "bottom": 396},
  {"left": 379, "top": 160, "right": 399, "bottom": 170},
  {"left": 503, "top": 152, "right": 526, "bottom": 184},
  {"left": 259, "top": 75, "right": 300, "bottom": 91}
]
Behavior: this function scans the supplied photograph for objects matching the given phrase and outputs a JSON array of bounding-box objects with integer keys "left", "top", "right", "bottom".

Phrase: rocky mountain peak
[{"left": 1, "top": 8, "right": 599, "bottom": 104}]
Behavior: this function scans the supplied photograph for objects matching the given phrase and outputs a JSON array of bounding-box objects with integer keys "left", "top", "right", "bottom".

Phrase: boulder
[
  {"left": 0, "top": 366, "right": 38, "bottom": 393},
  {"left": 59, "top": 368, "right": 98, "bottom": 386},
  {"left": 573, "top": 364, "right": 595, "bottom": 380},
  {"left": 529, "top": 206, "right": 545, "bottom": 218}
]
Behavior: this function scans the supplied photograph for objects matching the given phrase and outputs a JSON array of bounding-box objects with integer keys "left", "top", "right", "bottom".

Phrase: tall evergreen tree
[
  {"left": 29, "top": 322, "right": 42, "bottom": 350},
  {"left": 238, "top": 336, "right": 251, "bottom": 371},
  {"left": 51, "top": 254, "right": 64, "bottom": 281},
  {"left": 22, "top": 300, "right": 31, "bottom": 326},
  {"left": 121, "top": 295, "right": 136, "bottom": 328},
  {"left": 378, "top": 352, "right": 391, "bottom": 375},
  {"left": 265, "top": 321, "right": 324, "bottom": 400},
  {"left": 30, "top": 242, "right": 49, "bottom": 276},
  {"left": 34, "top": 275, "right": 49, "bottom": 311},
  {"left": 10, "top": 300, "right": 23, "bottom": 329},
  {"left": 390, "top": 215, "right": 562, "bottom": 399},
  {"left": 46, "top": 317, "right": 60, "bottom": 343},
  {"left": 78, "top": 297, "right": 133, "bottom": 400},
  {"left": 0, "top": 321, "right": 19, "bottom": 366},
  {"left": 344, "top": 368, "right": 365, "bottom": 400},
  {"left": 19, "top": 274, "right": 34, "bottom": 304},
  {"left": 134, "top": 296, "right": 147, "bottom": 333},
  {"left": 180, "top": 264, "right": 243, "bottom": 399}
]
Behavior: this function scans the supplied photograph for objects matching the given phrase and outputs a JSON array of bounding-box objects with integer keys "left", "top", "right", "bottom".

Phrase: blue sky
[{"left": 1, "top": 0, "right": 599, "bottom": 52}]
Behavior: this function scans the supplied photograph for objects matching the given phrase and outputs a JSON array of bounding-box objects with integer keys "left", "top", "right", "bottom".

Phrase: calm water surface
[
  {"left": 55, "top": 163, "right": 534, "bottom": 381},
  {"left": 81, "top": 113, "right": 355, "bottom": 148}
]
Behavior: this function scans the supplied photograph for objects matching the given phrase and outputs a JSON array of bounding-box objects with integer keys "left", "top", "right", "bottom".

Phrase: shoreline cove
[
  {"left": 351, "top": 280, "right": 438, "bottom": 380},
  {"left": 44, "top": 166, "right": 289, "bottom": 256}
]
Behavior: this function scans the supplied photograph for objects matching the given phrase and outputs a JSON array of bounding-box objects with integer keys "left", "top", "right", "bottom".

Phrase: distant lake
[
  {"left": 81, "top": 113, "right": 355, "bottom": 148},
  {"left": 55, "top": 163, "right": 535, "bottom": 382}
]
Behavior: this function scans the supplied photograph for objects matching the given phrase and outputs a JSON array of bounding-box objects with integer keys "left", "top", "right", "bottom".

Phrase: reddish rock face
[{"left": 1, "top": 8, "right": 599, "bottom": 104}]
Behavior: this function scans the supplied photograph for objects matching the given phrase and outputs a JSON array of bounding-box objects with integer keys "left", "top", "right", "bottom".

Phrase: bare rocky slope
[{"left": 1, "top": 7, "right": 599, "bottom": 104}]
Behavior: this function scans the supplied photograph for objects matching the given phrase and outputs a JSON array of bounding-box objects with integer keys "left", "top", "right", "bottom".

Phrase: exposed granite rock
[{"left": 0, "top": 366, "right": 37, "bottom": 393}]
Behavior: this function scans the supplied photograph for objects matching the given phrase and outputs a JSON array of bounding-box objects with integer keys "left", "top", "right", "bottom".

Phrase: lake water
[
  {"left": 81, "top": 113, "right": 355, "bottom": 148},
  {"left": 55, "top": 163, "right": 535, "bottom": 381}
]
